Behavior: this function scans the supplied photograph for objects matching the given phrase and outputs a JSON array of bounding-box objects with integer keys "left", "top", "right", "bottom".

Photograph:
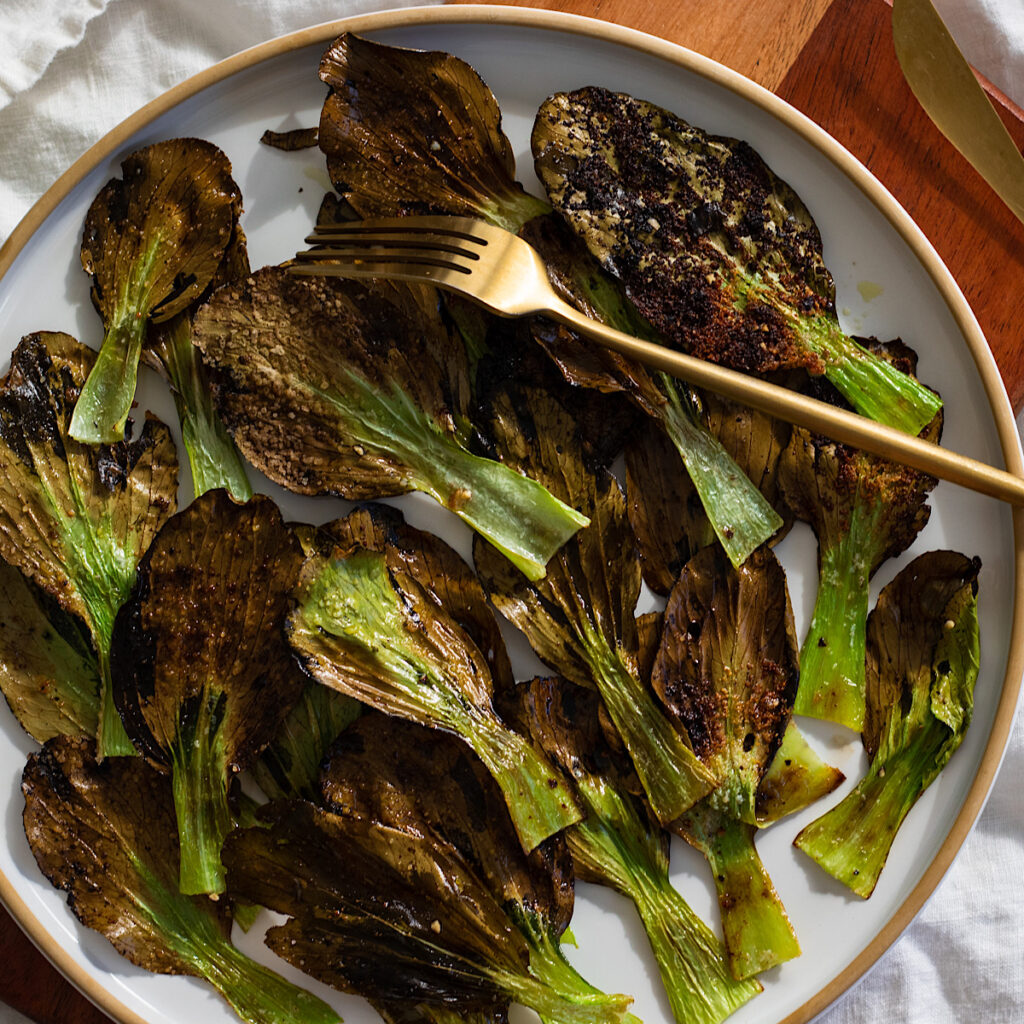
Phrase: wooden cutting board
[{"left": 2, "top": 1, "right": 1022, "bottom": 1023}]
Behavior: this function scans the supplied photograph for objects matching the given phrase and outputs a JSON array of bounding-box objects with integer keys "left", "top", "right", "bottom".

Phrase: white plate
[{"left": 0, "top": 7, "right": 1021, "bottom": 1024}]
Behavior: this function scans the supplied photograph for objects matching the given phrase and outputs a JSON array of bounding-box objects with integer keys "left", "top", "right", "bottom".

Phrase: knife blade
[{"left": 892, "top": 0, "right": 1024, "bottom": 227}]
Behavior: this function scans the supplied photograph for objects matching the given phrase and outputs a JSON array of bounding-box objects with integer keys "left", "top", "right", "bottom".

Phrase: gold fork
[{"left": 291, "top": 214, "right": 1024, "bottom": 507}]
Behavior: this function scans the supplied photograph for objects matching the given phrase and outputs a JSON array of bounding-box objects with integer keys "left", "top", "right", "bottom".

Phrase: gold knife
[{"left": 892, "top": 0, "right": 1024, "bottom": 226}]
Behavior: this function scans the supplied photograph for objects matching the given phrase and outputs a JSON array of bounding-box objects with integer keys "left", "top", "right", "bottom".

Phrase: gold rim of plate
[{"left": 0, "top": 6, "right": 1020, "bottom": 1024}]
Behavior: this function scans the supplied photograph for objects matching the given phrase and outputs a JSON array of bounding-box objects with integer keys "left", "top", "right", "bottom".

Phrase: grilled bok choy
[
  {"left": 315, "top": 712, "right": 635, "bottom": 1022},
  {"left": 516, "top": 676, "right": 761, "bottom": 1024},
  {"left": 285, "top": 532, "right": 582, "bottom": 852},
  {"left": 795, "top": 550, "right": 980, "bottom": 897},
  {"left": 258, "top": 499, "right": 514, "bottom": 803},
  {"left": 70, "top": 139, "right": 243, "bottom": 454},
  {"left": 780, "top": 345, "right": 940, "bottom": 730},
  {"left": 111, "top": 489, "right": 307, "bottom": 895},
  {"left": 474, "top": 384, "right": 715, "bottom": 823},
  {"left": 192, "top": 267, "right": 587, "bottom": 580},
  {"left": 23, "top": 737, "right": 340, "bottom": 1024},
  {"left": 532, "top": 87, "right": 943, "bottom": 437},
  {"left": 0, "top": 332, "right": 178, "bottom": 757},
  {"left": 653, "top": 545, "right": 802, "bottom": 979},
  {"left": 316, "top": 32, "right": 782, "bottom": 567},
  {"left": 224, "top": 795, "right": 634, "bottom": 1024},
  {"left": 636, "top": 610, "right": 843, "bottom": 829}
]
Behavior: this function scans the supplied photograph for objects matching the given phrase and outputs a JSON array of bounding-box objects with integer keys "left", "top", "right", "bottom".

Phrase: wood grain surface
[
  {"left": 3, "top": 1, "right": 1023, "bottom": 1023},
  {"left": 451, "top": 0, "right": 836, "bottom": 89}
]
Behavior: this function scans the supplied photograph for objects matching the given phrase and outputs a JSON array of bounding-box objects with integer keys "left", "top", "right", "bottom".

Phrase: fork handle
[{"left": 545, "top": 298, "right": 1024, "bottom": 507}]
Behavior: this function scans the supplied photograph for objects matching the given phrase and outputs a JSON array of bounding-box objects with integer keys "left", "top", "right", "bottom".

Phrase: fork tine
[
  {"left": 301, "top": 233, "right": 483, "bottom": 259},
  {"left": 309, "top": 214, "right": 491, "bottom": 241}
]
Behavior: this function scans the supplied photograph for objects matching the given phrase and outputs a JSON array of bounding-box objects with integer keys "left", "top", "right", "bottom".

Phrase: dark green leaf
[
  {"left": 72, "top": 138, "right": 241, "bottom": 442},
  {"left": 111, "top": 489, "right": 306, "bottom": 893},
  {"left": 192, "top": 266, "right": 587, "bottom": 580},
  {"left": 0, "top": 331, "right": 178, "bottom": 757},
  {"left": 144, "top": 216, "right": 253, "bottom": 501},
  {"left": 22, "top": 737, "right": 340, "bottom": 1024}
]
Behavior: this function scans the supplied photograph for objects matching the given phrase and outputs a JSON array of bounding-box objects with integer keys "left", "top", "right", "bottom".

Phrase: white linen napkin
[
  {"left": 0, "top": 0, "right": 442, "bottom": 242},
  {"left": 935, "top": 0, "right": 1024, "bottom": 104},
  {"left": 0, "top": 0, "right": 111, "bottom": 108},
  {"left": 0, "top": 3, "right": 1020, "bottom": 1024}
]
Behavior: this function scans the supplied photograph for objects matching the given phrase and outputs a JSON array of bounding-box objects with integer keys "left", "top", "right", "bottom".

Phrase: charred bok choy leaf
[
  {"left": 313, "top": 712, "right": 635, "bottom": 1023},
  {"left": 0, "top": 558, "right": 99, "bottom": 742},
  {"left": 653, "top": 546, "right": 801, "bottom": 979},
  {"left": 781, "top": 345, "right": 940, "bottom": 730},
  {"left": 23, "top": 737, "right": 340, "bottom": 1024},
  {"left": 532, "top": 88, "right": 943, "bottom": 437},
  {"left": 192, "top": 267, "right": 587, "bottom": 580},
  {"left": 795, "top": 550, "right": 980, "bottom": 897},
  {"left": 636, "top": 610, "right": 842, "bottom": 830},
  {"left": 111, "top": 489, "right": 306, "bottom": 895},
  {"left": 71, "top": 138, "right": 242, "bottom": 446},
  {"left": 517, "top": 677, "right": 761, "bottom": 1024},
  {"left": 224, "top": 797, "right": 632, "bottom": 1024},
  {"left": 474, "top": 384, "right": 715, "bottom": 824},
  {"left": 0, "top": 331, "right": 177, "bottom": 758},
  {"left": 521, "top": 213, "right": 783, "bottom": 568},
  {"left": 285, "top": 527, "right": 582, "bottom": 852},
  {"left": 256, "top": 498, "right": 515, "bottom": 805},
  {"left": 316, "top": 32, "right": 782, "bottom": 568},
  {"left": 317, "top": 33, "right": 548, "bottom": 231}
]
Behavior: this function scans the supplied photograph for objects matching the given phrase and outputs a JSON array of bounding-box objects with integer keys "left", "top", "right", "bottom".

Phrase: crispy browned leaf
[
  {"left": 111, "top": 489, "right": 304, "bottom": 768},
  {"left": 0, "top": 331, "right": 178, "bottom": 754},
  {"left": 474, "top": 385, "right": 716, "bottom": 822},
  {"left": 193, "top": 267, "right": 464, "bottom": 497},
  {"left": 0, "top": 560, "right": 99, "bottom": 743},
  {"left": 318, "top": 34, "right": 546, "bottom": 232},
  {"left": 23, "top": 737, "right": 229, "bottom": 972},
  {"left": 653, "top": 545, "right": 799, "bottom": 823},
  {"left": 0, "top": 333, "right": 177, "bottom": 628},
  {"left": 626, "top": 393, "right": 792, "bottom": 595},
  {"left": 23, "top": 737, "right": 343, "bottom": 1023},
  {"left": 625, "top": 416, "right": 716, "bottom": 595},
  {"left": 82, "top": 138, "right": 240, "bottom": 327},
  {"left": 863, "top": 550, "right": 982, "bottom": 758},
  {"left": 224, "top": 799, "right": 527, "bottom": 1013},
  {"left": 320, "top": 712, "right": 574, "bottom": 937}
]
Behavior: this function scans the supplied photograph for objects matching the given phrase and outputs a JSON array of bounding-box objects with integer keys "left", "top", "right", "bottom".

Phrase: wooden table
[{"left": 2, "top": 1, "right": 1022, "bottom": 1022}]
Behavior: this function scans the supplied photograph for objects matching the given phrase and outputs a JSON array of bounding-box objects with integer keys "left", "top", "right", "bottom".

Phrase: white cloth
[
  {"left": 935, "top": 0, "right": 1024, "bottom": 106},
  {"left": 0, "top": 3, "right": 1021, "bottom": 1024}
]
